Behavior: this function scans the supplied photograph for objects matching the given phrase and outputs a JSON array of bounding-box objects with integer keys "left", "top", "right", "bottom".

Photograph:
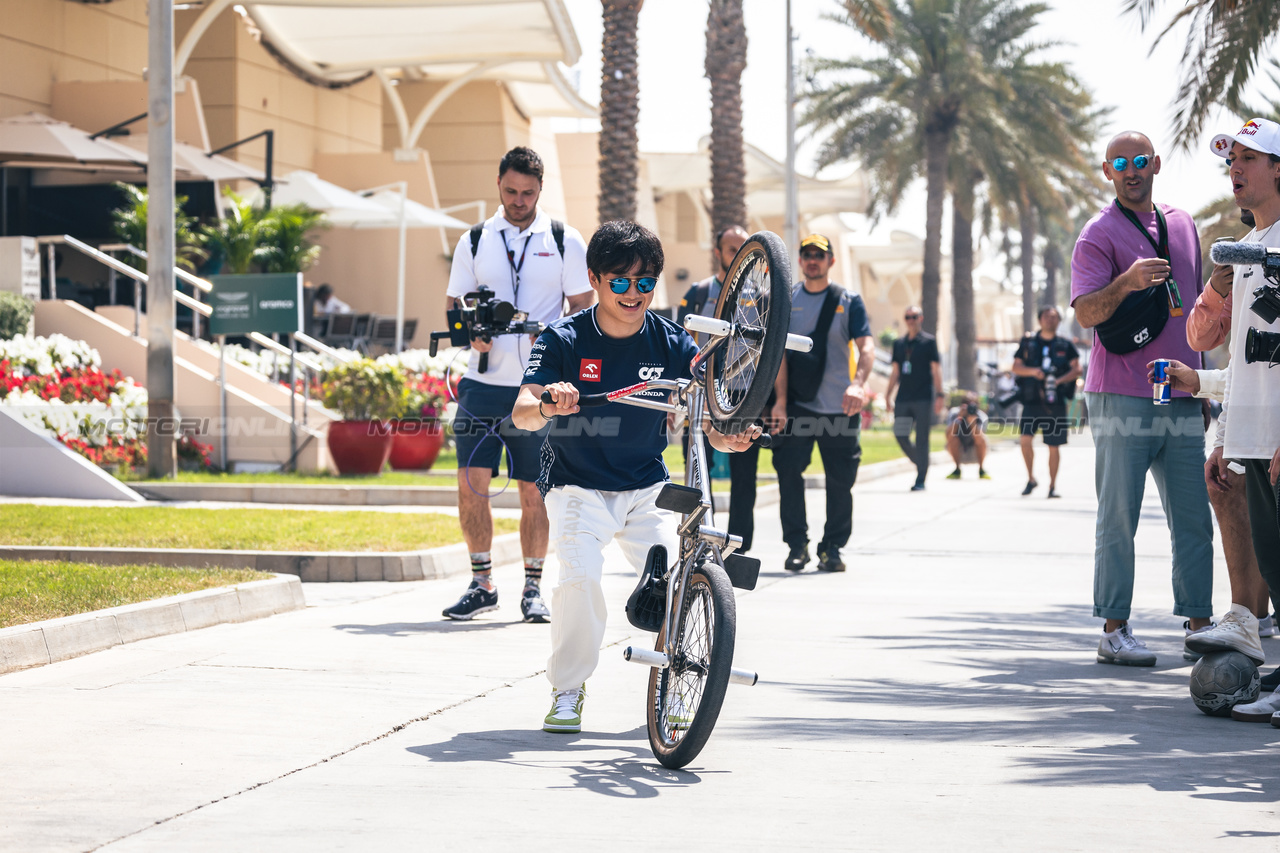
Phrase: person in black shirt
[
  {"left": 885, "top": 307, "right": 943, "bottom": 491},
  {"left": 1011, "top": 306, "right": 1081, "bottom": 498}
]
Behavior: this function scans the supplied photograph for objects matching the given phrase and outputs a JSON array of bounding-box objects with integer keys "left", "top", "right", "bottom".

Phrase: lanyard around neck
[{"left": 500, "top": 228, "right": 531, "bottom": 303}]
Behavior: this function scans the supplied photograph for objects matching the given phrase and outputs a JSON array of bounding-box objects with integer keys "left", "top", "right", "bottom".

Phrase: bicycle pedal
[
  {"left": 655, "top": 483, "right": 703, "bottom": 514},
  {"left": 724, "top": 554, "right": 760, "bottom": 591}
]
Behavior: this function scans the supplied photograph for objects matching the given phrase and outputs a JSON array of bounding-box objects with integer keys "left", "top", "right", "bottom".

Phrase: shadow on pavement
[
  {"left": 732, "top": 604, "right": 1280, "bottom": 805},
  {"left": 333, "top": 620, "right": 515, "bottom": 636},
  {"left": 406, "top": 726, "right": 706, "bottom": 798}
]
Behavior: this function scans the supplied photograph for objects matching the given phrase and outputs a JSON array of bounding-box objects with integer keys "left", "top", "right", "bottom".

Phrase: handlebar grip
[
  {"left": 754, "top": 432, "right": 772, "bottom": 449},
  {"left": 540, "top": 389, "right": 610, "bottom": 407}
]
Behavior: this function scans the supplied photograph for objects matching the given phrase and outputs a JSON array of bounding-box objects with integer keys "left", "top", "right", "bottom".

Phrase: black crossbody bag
[
  {"left": 1094, "top": 200, "right": 1183, "bottom": 354},
  {"left": 787, "top": 286, "right": 841, "bottom": 403}
]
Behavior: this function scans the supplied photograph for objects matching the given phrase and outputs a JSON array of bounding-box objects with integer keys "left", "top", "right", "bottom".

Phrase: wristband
[{"left": 538, "top": 401, "right": 553, "bottom": 421}]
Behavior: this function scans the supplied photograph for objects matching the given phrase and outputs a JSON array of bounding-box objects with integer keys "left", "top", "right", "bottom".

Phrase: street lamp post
[
  {"left": 145, "top": 0, "right": 176, "bottom": 478},
  {"left": 784, "top": 0, "right": 799, "bottom": 259}
]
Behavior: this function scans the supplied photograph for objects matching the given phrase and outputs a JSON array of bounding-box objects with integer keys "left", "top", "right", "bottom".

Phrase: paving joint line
[{"left": 88, "top": 675, "right": 537, "bottom": 851}]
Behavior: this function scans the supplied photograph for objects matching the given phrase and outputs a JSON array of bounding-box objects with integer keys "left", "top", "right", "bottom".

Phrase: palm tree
[
  {"left": 1123, "top": 0, "right": 1280, "bottom": 150},
  {"left": 705, "top": 0, "right": 748, "bottom": 238},
  {"left": 259, "top": 203, "right": 327, "bottom": 273},
  {"left": 598, "top": 0, "right": 643, "bottom": 224},
  {"left": 805, "top": 0, "right": 1048, "bottom": 340},
  {"left": 201, "top": 191, "right": 272, "bottom": 275},
  {"left": 109, "top": 182, "right": 206, "bottom": 272}
]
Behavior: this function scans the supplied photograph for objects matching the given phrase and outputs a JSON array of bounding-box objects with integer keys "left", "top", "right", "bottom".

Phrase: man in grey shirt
[{"left": 768, "top": 234, "right": 876, "bottom": 573}]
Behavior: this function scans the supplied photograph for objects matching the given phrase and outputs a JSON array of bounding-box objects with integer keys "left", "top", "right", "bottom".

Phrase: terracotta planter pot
[
  {"left": 326, "top": 420, "right": 394, "bottom": 475},
  {"left": 388, "top": 419, "right": 445, "bottom": 471}
]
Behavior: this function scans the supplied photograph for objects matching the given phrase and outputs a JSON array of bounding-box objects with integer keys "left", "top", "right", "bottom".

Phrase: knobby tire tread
[
  {"left": 645, "top": 563, "right": 736, "bottom": 769},
  {"left": 706, "top": 231, "right": 792, "bottom": 435}
]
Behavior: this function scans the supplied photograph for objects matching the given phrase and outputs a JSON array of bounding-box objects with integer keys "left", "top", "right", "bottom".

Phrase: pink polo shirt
[
  {"left": 1185, "top": 284, "right": 1232, "bottom": 351},
  {"left": 1070, "top": 201, "right": 1204, "bottom": 398}
]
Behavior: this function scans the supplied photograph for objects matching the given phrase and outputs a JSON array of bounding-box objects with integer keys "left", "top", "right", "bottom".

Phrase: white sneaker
[
  {"left": 1259, "top": 614, "right": 1278, "bottom": 639},
  {"left": 1230, "top": 686, "right": 1280, "bottom": 722},
  {"left": 1184, "top": 605, "right": 1264, "bottom": 664},
  {"left": 1097, "top": 624, "right": 1157, "bottom": 666}
]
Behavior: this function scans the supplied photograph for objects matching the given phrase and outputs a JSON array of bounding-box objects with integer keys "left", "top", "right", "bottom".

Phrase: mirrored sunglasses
[
  {"left": 607, "top": 276, "right": 658, "bottom": 294},
  {"left": 1109, "top": 154, "right": 1152, "bottom": 172}
]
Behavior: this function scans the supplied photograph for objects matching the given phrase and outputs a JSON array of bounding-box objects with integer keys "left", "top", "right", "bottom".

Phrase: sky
[{"left": 554, "top": 0, "right": 1266, "bottom": 263}]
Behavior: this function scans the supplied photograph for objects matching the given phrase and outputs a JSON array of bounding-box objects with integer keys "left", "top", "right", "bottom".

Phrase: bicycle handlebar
[{"left": 541, "top": 389, "right": 611, "bottom": 407}]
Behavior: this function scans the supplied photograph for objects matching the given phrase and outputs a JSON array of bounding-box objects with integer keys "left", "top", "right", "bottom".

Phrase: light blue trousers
[{"left": 1085, "top": 392, "right": 1214, "bottom": 621}]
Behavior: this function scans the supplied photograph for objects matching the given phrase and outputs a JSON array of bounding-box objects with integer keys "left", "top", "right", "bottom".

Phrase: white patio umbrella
[
  {"left": 266, "top": 172, "right": 467, "bottom": 351},
  {"left": 115, "top": 136, "right": 265, "bottom": 183},
  {"left": 361, "top": 190, "right": 469, "bottom": 230},
  {"left": 0, "top": 113, "right": 147, "bottom": 166},
  {"left": 268, "top": 170, "right": 396, "bottom": 226}
]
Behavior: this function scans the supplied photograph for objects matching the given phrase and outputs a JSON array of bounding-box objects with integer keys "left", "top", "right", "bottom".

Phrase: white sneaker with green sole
[{"left": 543, "top": 685, "right": 585, "bottom": 733}]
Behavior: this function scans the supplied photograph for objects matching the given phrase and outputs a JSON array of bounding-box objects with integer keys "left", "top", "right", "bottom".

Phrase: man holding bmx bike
[{"left": 511, "top": 220, "right": 762, "bottom": 734}]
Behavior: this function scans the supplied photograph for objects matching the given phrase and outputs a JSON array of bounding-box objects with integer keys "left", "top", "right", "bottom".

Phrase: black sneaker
[
  {"left": 442, "top": 579, "right": 499, "bottom": 620},
  {"left": 816, "top": 545, "right": 846, "bottom": 573},
  {"left": 1262, "top": 665, "right": 1280, "bottom": 691},
  {"left": 784, "top": 544, "right": 810, "bottom": 573},
  {"left": 521, "top": 585, "right": 551, "bottom": 623}
]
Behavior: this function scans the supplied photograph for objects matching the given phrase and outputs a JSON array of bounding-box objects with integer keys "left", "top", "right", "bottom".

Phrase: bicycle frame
[{"left": 591, "top": 334, "right": 735, "bottom": 664}]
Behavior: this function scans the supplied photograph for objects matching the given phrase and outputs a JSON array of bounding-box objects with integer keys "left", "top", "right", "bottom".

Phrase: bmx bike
[{"left": 541, "top": 231, "right": 811, "bottom": 768}]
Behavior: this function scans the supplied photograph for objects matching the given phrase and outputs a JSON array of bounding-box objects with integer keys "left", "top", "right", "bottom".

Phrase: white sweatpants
[{"left": 544, "top": 482, "right": 679, "bottom": 691}]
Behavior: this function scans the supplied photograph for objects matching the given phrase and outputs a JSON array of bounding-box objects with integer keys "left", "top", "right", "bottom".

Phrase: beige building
[{"left": 1, "top": 0, "right": 596, "bottom": 343}]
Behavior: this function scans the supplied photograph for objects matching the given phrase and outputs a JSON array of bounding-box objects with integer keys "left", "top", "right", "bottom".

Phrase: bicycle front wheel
[
  {"left": 705, "top": 230, "right": 792, "bottom": 435},
  {"left": 646, "top": 562, "right": 736, "bottom": 769}
]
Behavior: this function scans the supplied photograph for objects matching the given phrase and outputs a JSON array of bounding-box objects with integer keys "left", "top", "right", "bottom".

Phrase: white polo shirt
[{"left": 446, "top": 207, "right": 591, "bottom": 386}]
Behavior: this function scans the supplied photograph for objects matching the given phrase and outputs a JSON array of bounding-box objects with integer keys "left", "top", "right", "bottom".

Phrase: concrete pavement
[{"left": 2, "top": 438, "right": 1278, "bottom": 851}]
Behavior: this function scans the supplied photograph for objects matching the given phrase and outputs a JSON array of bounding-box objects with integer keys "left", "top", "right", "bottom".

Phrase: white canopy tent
[{"left": 175, "top": 0, "right": 595, "bottom": 156}]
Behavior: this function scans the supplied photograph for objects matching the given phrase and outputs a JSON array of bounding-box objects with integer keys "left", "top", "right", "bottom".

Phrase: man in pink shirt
[{"left": 1070, "top": 130, "right": 1215, "bottom": 667}]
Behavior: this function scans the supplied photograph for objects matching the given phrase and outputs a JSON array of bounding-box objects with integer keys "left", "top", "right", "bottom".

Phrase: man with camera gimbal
[
  {"left": 442, "top": 147, "right": 594, "bottom": 623},
  {"left": 1191, "top": 119, "right": 1280, "bottom": 717}
]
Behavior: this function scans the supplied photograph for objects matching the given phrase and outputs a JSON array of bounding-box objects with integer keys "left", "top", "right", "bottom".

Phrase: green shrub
[
  {"left": 321, "top": 358, "right": 408, "bottom": 421},
  {"left": 0, "top": 292, "right": 34, "bottom": 340}
]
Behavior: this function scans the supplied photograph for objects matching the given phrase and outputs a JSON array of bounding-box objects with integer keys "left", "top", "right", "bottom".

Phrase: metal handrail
[
  {"left": 293, "top": 330, "right": 354, "bottom": 364},
  {"left": 98, "top": 242, "right": 213, "bottom": 292},
  {"left": 248, "top": 332, "right": 324, "bottom": 374}
]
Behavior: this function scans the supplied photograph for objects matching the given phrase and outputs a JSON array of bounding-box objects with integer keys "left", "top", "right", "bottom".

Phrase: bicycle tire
[
  {"left": 645, "top": 561, "right": 736, "bottom": 769},
  {"left": 705, "top": 231, "right": 792, "bottom": 434}
]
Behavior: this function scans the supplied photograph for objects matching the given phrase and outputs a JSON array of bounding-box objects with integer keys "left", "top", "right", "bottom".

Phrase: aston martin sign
[{"left": 208, "top": 273, "right": 303, "bottom": 336}]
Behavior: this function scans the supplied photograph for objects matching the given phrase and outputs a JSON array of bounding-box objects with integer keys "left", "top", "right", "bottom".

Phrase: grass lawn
[
  {"left": 0, "top": 560, "right": 263, "bottom": 628},
  {"left": 0, "top": 506, "right": 515, "bottom": 552}
]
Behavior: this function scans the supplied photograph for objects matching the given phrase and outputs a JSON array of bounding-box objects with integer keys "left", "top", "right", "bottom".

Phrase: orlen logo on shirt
[{"left": 580, "top": 359, "right": 602, "bottom": 381}]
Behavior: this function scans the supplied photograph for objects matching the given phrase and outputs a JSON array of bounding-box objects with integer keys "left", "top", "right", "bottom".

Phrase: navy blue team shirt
[{"left": 524, "top": 307, "right": 699, "bottom": 492}]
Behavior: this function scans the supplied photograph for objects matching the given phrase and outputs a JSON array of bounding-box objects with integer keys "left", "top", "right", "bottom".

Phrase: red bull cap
[{"left": 1210, "top": 117, "right": 1280, "bottom": 159}]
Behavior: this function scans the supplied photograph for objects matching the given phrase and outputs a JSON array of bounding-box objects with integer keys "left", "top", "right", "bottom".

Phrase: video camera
[
  {"left": 1209, "top": 240, "right": 1280, "bottom": 366},
  {"left": 428, "top": 285, "right": 544, "bottom": 373}
]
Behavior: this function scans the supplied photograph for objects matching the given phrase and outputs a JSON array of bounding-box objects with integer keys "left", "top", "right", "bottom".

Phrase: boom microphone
[{"left": 1210, "top": 240, "right": 1280, "bottom": 269}]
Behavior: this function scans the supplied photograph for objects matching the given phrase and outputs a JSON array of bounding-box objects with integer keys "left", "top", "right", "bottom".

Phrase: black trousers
[
  {"left": 684, "top": 433, "right": 760, "bottom": 551},
  {"left": 1244, "top": 459, "right": 1280, "bottom": 614},
  {"left": 772, "top": 403, "right": 862, "bottom": 552},
  {"left": 893, "top": 398, "right": 933, "bottom": 486}
]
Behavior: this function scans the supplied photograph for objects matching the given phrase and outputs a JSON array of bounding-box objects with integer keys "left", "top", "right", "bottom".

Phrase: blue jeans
[{"left": 1085, "top": 392, "right": 1214, "bottom": 620}]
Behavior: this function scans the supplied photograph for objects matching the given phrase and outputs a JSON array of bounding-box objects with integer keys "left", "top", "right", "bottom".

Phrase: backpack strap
[
  {"left": 551, "top": 219, "right": 565, "bottom": 259},
  {"left": 469, "top": 223, "right": 484, "bottom": 258}
]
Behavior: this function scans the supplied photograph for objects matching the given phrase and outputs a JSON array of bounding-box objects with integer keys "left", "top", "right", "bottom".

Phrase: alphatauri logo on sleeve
[{"left": 580, "top": 359, "right": 602, "bottom": 381}]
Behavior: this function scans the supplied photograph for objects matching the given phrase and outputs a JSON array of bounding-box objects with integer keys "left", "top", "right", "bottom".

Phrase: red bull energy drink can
[{"left": 1153, "top": 358, "right": 1171, "bottom": 405}]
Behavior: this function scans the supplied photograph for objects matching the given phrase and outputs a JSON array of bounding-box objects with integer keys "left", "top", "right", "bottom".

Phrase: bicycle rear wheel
[
  {"left": 705, "top": 230, "right": 792, "bottom": 435},
  {"left": 646, "top": 561, "right": 736, "bottom": 769}
]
